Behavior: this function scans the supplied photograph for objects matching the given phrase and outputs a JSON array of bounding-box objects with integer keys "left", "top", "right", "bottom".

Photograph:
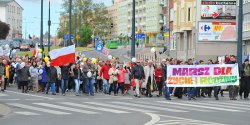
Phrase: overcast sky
[{"left": 15, "top": 0, "right": 112, "bottom": 38}]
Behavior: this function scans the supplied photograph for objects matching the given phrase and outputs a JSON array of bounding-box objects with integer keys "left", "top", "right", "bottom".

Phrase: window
[{"left": 188, "top": 8, "right": 191, "bottom": 22}]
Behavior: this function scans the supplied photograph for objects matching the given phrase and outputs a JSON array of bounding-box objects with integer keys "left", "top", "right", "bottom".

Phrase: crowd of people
[{"left": 0, "top": 54, "right": 249, "bottom": 101}]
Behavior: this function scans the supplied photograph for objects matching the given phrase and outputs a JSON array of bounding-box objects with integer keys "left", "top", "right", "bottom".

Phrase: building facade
[
  {"left": 0, "top": 0, "right": 23, "bottom": 40},
  {"left": 108, "top": 0, "right": 167, "bottom": 44},
  {"left": 172, "top": 0, "right": 237, "bottom": 61},
  {"left": 243, "top": 0, "right": 250, "bottom": 56}
]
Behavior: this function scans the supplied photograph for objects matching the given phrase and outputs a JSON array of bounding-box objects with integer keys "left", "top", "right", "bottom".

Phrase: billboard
[
  {"left": 201, "top": 1, "right": 236, "bottom": 19},
  {"left": 199, "top": 22, "right": 237, "bottom": 41}
]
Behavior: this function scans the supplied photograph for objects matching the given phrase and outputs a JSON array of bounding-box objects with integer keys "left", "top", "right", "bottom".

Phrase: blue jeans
[
  {"left": 46, "top": 82, "right": 55, "bottom": 94},
  {"left": 187, "top": 87, "right": 197, "bottom": 98},
  {"left": 74, "top": 79, "right": 81, "bottom": 94},
  {"left": 61, "top": 79, "right": 68, "bottom": 94},
  {"left": 85, "top": 78, "right": 94, "bottom": 94},
  {"left": 165, "top": 84, "right": 171, "bottom": 98},
  {"left": 102, "top": 79, "right": 110, "bottom": 94}
]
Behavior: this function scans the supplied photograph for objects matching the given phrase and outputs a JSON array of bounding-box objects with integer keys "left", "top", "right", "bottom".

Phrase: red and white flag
[
  {"left": 49, "top": 45, "right": 75, "bottom": 66},
  {"left": 32, "top": 43, "right": 39, "bottom": 57}
]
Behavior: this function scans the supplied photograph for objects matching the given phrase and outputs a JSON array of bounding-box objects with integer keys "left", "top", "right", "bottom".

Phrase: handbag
[
  {"left": 109, "top": 76, "right": 114, "bottom": 84},
  {"left": 131, "top": 77, "right": 135, "bottom": 87}
]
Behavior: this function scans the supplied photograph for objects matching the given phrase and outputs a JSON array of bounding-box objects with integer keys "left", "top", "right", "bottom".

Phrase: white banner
[{"left": 166, "top": 64, "right": 239, "bottom": 87}]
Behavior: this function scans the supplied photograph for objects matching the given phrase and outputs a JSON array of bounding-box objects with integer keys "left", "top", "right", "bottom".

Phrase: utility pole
[
  {"left": 69, "top": 0, "right": 72, "bottom": 46},
  {"left": 75, "top": 12, "right": 77, "bottom": 47},
  {"left": 48, "top": 0, "right": 51, "bottom": 52},
  {"left": 40, "top": 0, "right": 44, "bottom": 55},
  {"left": 131, "top": 0, "right": 136, "bottom": 58},
  {"left": 237, "top": 0, "right": 243, "bottom": 67}
]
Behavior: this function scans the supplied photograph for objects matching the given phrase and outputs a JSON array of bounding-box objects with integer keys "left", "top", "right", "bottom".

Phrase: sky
[{"left": 15, "top": 0, "right": 112, "bottom": 38}]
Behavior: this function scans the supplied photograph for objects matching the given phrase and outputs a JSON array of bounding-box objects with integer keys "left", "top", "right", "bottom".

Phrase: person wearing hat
[
  {"left": 240, "top": 59, "right": 250, "bottom": 100},
  {"left": 131, "top": 60, "right": 145, "bottom": 98}
]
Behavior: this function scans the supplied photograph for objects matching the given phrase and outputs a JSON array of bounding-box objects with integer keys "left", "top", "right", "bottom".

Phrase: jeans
[
  {"left": 165, "top": 84, "right": 171, "bottom": 98},
  {"left": 74, "top": 79, "right": 81, "bottom": 94},
  {"left": 187, "top": 87, "right": 197, "bottom": 98},
  {"left": 135, "top": 79, "right": 141, "bottom": 96},
  {"left": 214, "top": 86, "right": 221, "bottom": 98},
  {"left": 85, "top": 78, "right": 94, "bottom": 94},
  {"left": 61, "top": 79, "right": 68, "bottom": 94},
  {"left": 103, "top": 79, "right": 109, "bottom": 94},
  {"left": 46, "top": 82, "right": 55, "bottom": 94},
  {"left": 109, "top": 81, "right": 118, "bottom": 95}
]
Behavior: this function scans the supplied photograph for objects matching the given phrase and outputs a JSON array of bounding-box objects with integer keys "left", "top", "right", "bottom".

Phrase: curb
[{"left": 0, "top": 104, "right": 11, "bottom": 117}]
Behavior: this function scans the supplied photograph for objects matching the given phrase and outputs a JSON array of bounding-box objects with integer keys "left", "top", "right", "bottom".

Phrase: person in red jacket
[
  {"left": 100, "top": 60, "right": 111, "bottom": 94},
  {"left": 154, "top": 63, "right": 164, "bottom": 97}
]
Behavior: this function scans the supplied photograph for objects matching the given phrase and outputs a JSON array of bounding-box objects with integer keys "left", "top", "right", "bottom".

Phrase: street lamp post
[
  {"left": 40, "top": 0, "right": 44, "bottom": 56},
  {"left": 48, "top": 0, "right": 51, "bottom": 52},
  {"left": 131, "top": 0, "right": 136, "bottom": 58},
  {"left": 237, "top": 0, "right": 243, "bottom": 67},
  {"left": 69, "top": 0, "right": 72, "bottom": 46}
]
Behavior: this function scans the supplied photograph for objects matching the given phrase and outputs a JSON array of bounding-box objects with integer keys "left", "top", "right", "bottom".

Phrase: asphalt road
[{"left": 0, "top": 86, "right": 249, "bottom": 125}]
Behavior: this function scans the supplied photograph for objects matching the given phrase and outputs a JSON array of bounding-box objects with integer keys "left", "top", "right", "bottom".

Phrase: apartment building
[
  {"left": 108, "top": 0, "right": 167, "bottom": 43},
  {"left": 0, "top": 0, "right": 23, "bottom": 40},
  {"left": 243, "top": 0, "right": 250, "bottom": 56},
  {"left": 173, "top": 0, "right": 237, "bottom": 61}
]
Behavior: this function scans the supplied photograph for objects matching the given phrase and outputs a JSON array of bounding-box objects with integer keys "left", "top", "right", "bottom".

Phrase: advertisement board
[
  {"left": 201, "top": 1, "right": 236, "bottom": 19},
  {"left": 198, "top": 22, "right": 237, "bottom": 41}
]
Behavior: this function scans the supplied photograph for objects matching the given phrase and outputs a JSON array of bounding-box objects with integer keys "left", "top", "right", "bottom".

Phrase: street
[{"left": 0, "top": 86, "right": 249, "bottom": 125}]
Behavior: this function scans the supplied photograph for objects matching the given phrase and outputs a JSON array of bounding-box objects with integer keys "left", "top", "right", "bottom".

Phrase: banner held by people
[
  {"left": 166, "top": 64, "right": 239, "bottom": 87},
  {"left": 49, "top": 45, "right": 75, "bottom": 66}
]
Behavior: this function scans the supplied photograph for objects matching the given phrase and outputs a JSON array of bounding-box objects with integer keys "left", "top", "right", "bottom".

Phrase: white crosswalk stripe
[
  {"left": 59, "top": 102, "right": 130, "bottom": 114},
  {"left": 131, "top": 101, "right": 214, "bottom": 112},
  {"left": 84, "top": 102, "right": 156, "bottom": 113},
  {"left": 111, "top": 101, "right": 188, "bottom": 112},
  {"left": 33, "top": 103, "right": 99, "bottom": 114},
  {"left": 184, "top": 101, "right": 250, "bottom": 111},
  {"left": 203, "top": 101, "right": 250, "bottom": 108},
  {"left": 157, "top": 101, "right": 243, "bottom": 112},
  {"left": 14, "top": 112, "right": 40, "bottom": 115},
  {"left": 7, "top": 103, "right": 70, "bottom": 115},
  {"left": 0, "top": 93, "right": 8, "bottom": 97}
]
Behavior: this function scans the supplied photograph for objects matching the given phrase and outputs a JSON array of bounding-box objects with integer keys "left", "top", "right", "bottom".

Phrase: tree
[
  {"left": 0, "top": 21, "right": 10, "bottom": 40},
  {"left": 78, "top": 25, "right": 92, "bottom": 46}
]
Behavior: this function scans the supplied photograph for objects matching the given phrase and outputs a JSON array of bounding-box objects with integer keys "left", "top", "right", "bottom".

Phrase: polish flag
[
  {"left": 49, "top": 45, "right": 75, "bottom": 66},
  {"left": 32, "top": 43, "right": 39, "bottom": 57}
]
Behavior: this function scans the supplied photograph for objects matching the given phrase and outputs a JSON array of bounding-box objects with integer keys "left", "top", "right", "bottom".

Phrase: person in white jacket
[
  {"left": 144, "top": 60, "right": 154, "bottom": 97},
  {"left": 108, "top": 63, "right": 119, "bottom": 96}
]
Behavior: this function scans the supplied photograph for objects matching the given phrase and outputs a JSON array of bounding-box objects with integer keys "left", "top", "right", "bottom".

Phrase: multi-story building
[
  {"left": 243, "top": 0, "right": 250, "bottom": 56},
  {"left": 108, "top": 0, "right": 166, "bottom": 43},
  {"left": 172, "top": 0, "right": 237, "bottom": 61},
  {"left": 0, "top": 0, "right": 23, "bottom": 40}
]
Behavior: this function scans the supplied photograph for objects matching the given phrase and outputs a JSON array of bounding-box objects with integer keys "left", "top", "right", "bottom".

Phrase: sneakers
[{"left": 62, "top": 94, "right": 65, "bottom": 96}]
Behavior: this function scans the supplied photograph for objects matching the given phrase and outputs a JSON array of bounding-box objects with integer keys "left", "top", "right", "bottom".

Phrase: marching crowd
[{"left": 0, "top": 54, "right": 249, "bottom": 101}]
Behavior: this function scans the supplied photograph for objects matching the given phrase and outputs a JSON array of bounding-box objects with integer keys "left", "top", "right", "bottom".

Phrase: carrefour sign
[{"left": 198, "top": 22, "right": 236, "bottom": 41}]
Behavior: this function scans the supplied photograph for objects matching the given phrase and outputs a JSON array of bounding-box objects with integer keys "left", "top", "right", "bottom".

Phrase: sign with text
[
  {"left": 166, "top": 64, "right": 239, "bottom": 87},
  {"left": 199, "top": 22, "right": 236, "bottom": 41},
  {"left": 99, "top": 48, "right": 109, "bottom": 56},
  {"left": 201, "top": 1, "right": 236, "bottom": 19}
]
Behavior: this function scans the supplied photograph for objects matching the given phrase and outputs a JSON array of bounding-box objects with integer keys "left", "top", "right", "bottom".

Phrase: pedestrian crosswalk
[{"left": 6, "top": 100, "right": 250, "bottom": 117}]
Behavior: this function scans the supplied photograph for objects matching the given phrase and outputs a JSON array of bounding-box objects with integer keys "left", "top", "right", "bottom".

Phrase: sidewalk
[{"left": 0, "top": 103, "right": 10, "bottom": 117}]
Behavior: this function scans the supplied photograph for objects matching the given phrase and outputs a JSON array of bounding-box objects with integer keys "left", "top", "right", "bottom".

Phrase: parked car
[
  {"left": 10, "top": 40, "right": 20, "bottom": 49},
  {"left": 20, "top": 42, "right": 30, "bottom": 51}
]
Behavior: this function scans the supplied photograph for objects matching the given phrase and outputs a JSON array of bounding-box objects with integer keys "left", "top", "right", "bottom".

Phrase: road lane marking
[
  {"left": 185, "top": 101, "right": 250, "bottom": 111},
  {"left": 204, "top": 101, "right": 250, "bottom": 108},
  {"left": 0, "top": 93, "right": 8, "bottom": 96},
  {"left": 133, "top": 101, "right": 214, "bottom": 112},
  {"left": 33, "top": 103, "right": 99, "bottom": 114},
  {"left": 7, "top": 103, "right": 70, "bottom": 115},
  {"left": 111, "top": 102, "right": 188, "bottom": 113},
  {"left": 14, "top": 111, "right": 40, "bottom": 115},
  {"left": 25, "top": 99, "right": 44, "bottom": 101},
  {"left": 157, "top": 101, "right": 243, "bottom": 112},
  {"left": 84, "top": 102, "right": 156, "bottom": 113},
  {"left": 60, "top": 102, "right": 130, "bottom": 114},
  {"left": 144, "top": 113, "right": 160, "bottom": 125},
  {"left": 0, "top": 99, "right": 20, "bottom": 101},
  {"left": 6, "top": 90, "right": 55, "bottom": 100}
]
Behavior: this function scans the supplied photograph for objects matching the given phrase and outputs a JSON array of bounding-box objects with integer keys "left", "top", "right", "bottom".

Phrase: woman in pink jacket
[{"left": 117, "top": 64, "right": 125, "bottom": 95}]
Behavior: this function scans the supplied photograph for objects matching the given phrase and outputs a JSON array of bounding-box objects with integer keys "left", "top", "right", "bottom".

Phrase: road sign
[
  {"left": 165, "top": 27, "right": 170, "bottom": 32},
  {"left": 76, "top": 34, "right": 80, "bottom": 40},
  {"left": 91, "top": 35, "right": 94, "bottom": 39},
  {"left": 64, "top": 34, "right": 75, "bottom": 40},
  {"left": 158, "top": 33, "right": 163, "bottom": 40},
  {"left": 136, "top": 34, "right": 146, "bottom": 39},
  {"left": 95, "top": 42, "right": 104, "bottom": 52}
]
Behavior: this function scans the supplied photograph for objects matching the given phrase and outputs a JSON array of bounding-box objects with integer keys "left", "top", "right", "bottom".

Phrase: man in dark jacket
[
  {"left": 240, "top": 59, "right": 250, "bottom": 100},
  {"left": 60, "top": 64, "right": 72, "bottom": 96},
  {"left": 45, "top": 62, "right": 57, "bottom": 95},
  {"left": 131, "top": 60, "right": 145, "bottom": 98},
  {"left": 0, "top": 58, "right": 5, "bottom": 92},
  {"left": 227, "top": 55, "right": 239, "bottom": 100}
]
